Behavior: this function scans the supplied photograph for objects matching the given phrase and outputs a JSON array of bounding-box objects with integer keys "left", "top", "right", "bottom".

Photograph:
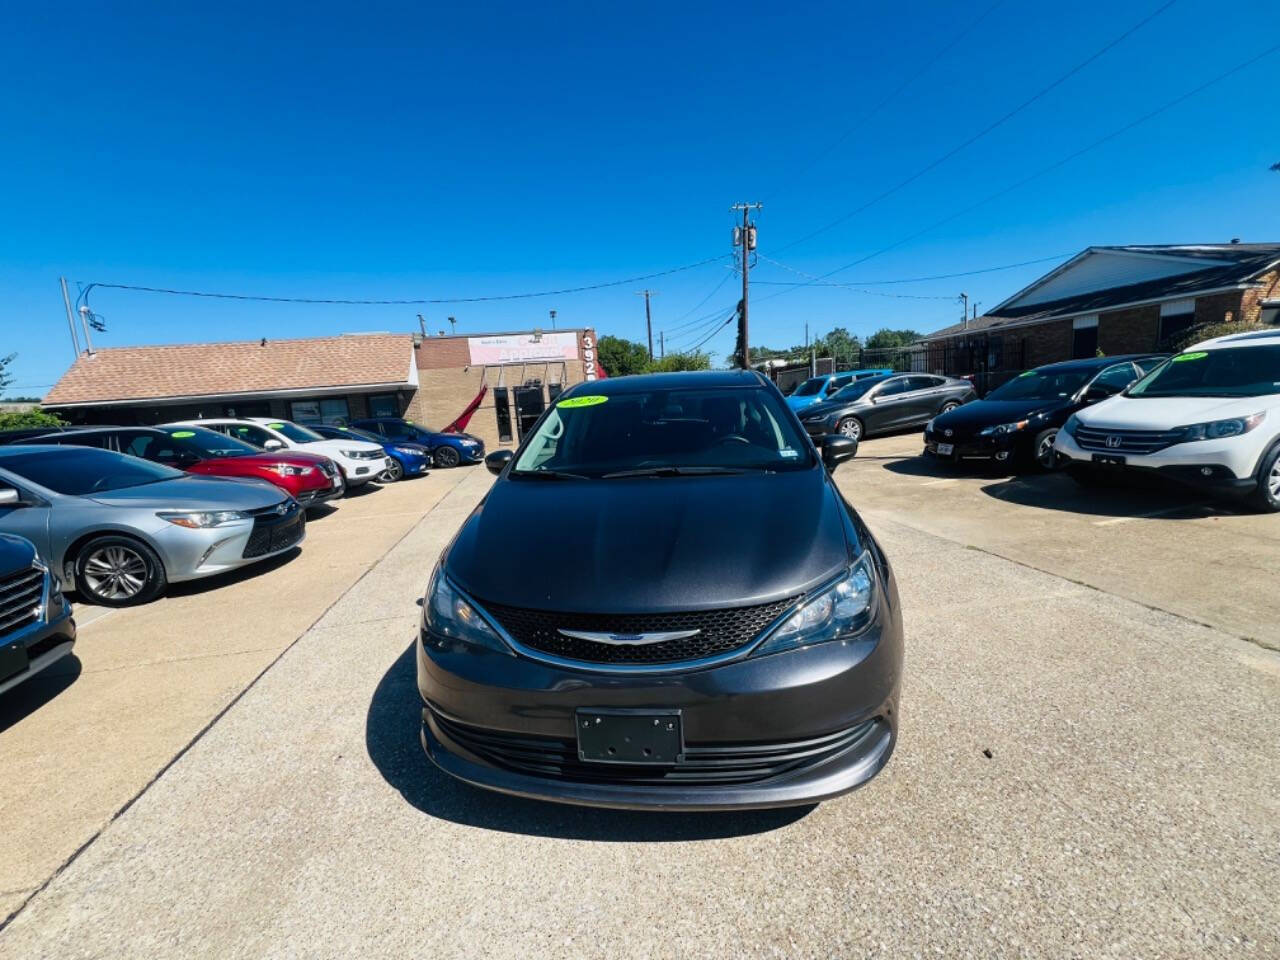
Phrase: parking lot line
[
  {"left": 918, "top": 478, "right": 957, "bottom": 486},
  {"left": 1092, "top": 503, "right": 1211, "bottom": 525}
]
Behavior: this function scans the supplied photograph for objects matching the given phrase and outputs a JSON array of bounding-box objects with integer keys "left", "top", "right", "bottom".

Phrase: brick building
[
  {"left": 42, "top": 327, "right": 601, "bottom": 450},
  {"left": 918, "top": 243, "right": 1280, "bottom": 384}
]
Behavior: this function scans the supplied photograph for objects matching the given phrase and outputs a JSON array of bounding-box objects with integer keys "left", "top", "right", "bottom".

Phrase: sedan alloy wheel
[
  {"left": 379, "top": 459, "right": 404, "bottom": 483},
  {"left": 837, "top": 417, "right": 863, "bottom": 442},
  {"left": 75, "top": 536, "right": 167, "bottom": 606},
  {"left": 434, "top": 446, "right": 461, "bottom": 468}
]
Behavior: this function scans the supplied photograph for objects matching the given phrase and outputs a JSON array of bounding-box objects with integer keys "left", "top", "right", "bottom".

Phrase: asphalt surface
[{"left": 2, "top": 438, "right": 1278, "bottom": 958}]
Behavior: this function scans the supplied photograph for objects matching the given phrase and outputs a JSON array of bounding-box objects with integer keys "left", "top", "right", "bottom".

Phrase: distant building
[
  {"left": 919, "top": 243, "right": 1280, "bottom": 386},
  {"left": 42, "top": 327, "right": 600, "bottom": 450}
]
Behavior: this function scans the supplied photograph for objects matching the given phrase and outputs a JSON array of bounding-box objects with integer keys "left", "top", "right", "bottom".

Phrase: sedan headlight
[
  {"left": 753, "top": 553, "right": 876, "bottom": 657},
  {"left": 392, "top": 445, "right": 421, "bottom": 455},
  {"left": 267, "top": 463, "right": 314, "bottom": 477},
  {"left": 978, "top": 420, "right": 1029, "bottom": 437},
  {"left": 1177, "top": 412, "right": 1265, "bottom": 441},
  {"left": 423, "top": 567, "right": 512, "bottom": 655},
  {"left": 156, "top": 510, "right": 251, "bottom": 529}
]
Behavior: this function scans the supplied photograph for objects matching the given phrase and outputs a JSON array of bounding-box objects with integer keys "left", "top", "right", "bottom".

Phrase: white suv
[
  {"left": 169, "top": 418, "right": 391, "bottom": 488},
  {"left": 1054, "top": 330, "right": 1280, "bottom": 512}
]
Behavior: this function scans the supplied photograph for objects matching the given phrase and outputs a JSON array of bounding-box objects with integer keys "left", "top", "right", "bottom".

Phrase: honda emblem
[{"left": 1105, "top": 435, "right": 1122, "bottom": 449}]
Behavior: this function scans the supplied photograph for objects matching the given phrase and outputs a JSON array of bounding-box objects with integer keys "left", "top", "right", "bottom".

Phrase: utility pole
[
  {"left": 549, "top": 309, "right": 557, "bottom": 330},
  {"left": 77, "top": 305, "right": 96, "bottom": 355},
  {"left": 60, "top": 277, "right": 81, "bottom": 359},
  {"left": 635, "top": 290, "right": 657, "bottom": 360},
  {"left": 417, "top": 314, "right": 428, "bottom": 337},
  {"left": 731, "top": 202, "right": 761, "bottom": 368},
  {"left": 660, "top": 331, "right": 665, "bottom": 359},
  {"left": 959, "top": 292, "right": 969, "bottom": 330}
]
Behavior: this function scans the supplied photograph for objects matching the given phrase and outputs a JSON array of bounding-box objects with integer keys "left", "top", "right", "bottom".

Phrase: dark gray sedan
[{"left": 797, "top": 373, "right": 976, "bottom": 442}]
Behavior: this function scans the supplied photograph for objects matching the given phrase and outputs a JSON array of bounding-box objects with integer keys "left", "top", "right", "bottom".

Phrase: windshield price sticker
[
  {"left": 1018, "top": 370, "right": 1036, "bottom": 378},
  {"left": 268, "top": 423, "right": 287, "bottom": 429},
  {"left": 1172, "top": 352, "right": 1208, "bottom": 363},
  {"left": 169, "top": 430, "right": 196, "bottom": 438},
  {"left": 558, "top": 395, "right": 608, "bottom": 409}
]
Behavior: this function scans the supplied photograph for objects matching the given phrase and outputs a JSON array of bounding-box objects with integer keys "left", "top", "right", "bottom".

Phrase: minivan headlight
[
  {"left": 1177, "top": 412, "right": 1264, "bottom": 442},
  {"left": 423, "top": 567, "right": 511, "bottom": 654},
  {"left": 753, "top": 553, "right": 877, "bottom": 657}
]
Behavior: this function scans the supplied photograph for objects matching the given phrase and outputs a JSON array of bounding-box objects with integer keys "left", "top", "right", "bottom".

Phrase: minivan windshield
[
  {"left": 512, "top": 386, "right": 813, "bottom": 477},
  {"left": 1127, "top": 346, "right": 1280, "bottom": 398},
  {"left": 1, "top": 447, "right": 184, "bottom": 495},
  {"left": 792, "top": 378, "right": 825, "bottom": 397},
  {"left": 985, "top": 369, "right": 1091, "bottom": 402}
]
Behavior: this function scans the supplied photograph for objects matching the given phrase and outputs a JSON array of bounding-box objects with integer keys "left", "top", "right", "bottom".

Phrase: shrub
[{"left": 0, "top": 408, "right": 67, "bottom": 431}]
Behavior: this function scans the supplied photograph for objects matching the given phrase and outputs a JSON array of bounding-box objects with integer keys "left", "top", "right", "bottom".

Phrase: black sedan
[
  {"left": 797, "top": 373, "right": 976, "bottom": 442},
  {"left": 923, "top": 354, "right": 1166, "bottom": 470}
]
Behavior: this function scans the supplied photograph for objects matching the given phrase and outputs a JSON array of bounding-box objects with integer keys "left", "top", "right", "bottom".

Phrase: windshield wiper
[
  {"left": 510, "top": 469, "right": 591, "bottom": 480},
  {"left": 601, "top": 466, "right": 752, "bottom": 479}
]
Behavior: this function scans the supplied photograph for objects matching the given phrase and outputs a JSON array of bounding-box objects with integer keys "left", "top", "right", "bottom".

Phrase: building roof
[
  {"left": 44, "top": 334, "right": 416, "bottom": 407},
  {"left": 922, "top": 243, "right": 1280, "bottom": 342}
]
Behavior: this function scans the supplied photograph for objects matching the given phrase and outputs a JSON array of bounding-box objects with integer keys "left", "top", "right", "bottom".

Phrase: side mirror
[
  {"left": 263, "top": 438, "right": 285, "bottom": 451},
  {"left": 820, "top": 435, "right": 858, "bottom": 471},
  {"left": 1083, "top": 385, "right": 1116, "bottom": 403},
  {"left": 485, "top": 450, "right": 514, "bottom": 476},
  {"left": 0, "top": 487, "right": 22, "bottom": 507}
]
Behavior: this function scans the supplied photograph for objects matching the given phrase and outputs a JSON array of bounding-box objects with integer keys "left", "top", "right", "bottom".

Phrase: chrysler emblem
[
  {"left": 1106, "top": 435, "right": 1122, "bottom": 449},
  {"left": 558, "top": 629, "right": 701, "bottom": 646}
]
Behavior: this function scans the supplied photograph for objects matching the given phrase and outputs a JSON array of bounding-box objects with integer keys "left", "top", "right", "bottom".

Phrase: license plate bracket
[
  {"left": 576, "top": 709, "right": 683, "bottom": 765},
  {"left": 1092, "top": 453, "right": 1126, "bottom": 466},
  {"left": 936, "top": 442, "right": 955, "bottom": 456},
  {"left": 0, "top": 640, "right": 29, "bottom": 685}
]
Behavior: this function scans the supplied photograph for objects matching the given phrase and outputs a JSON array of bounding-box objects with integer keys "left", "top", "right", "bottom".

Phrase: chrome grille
[
  {"left": 0, "top": 566, "right": 45, "bottom": 638},
  {"left": 1074, "top": 426, "right": 1183, "bottom": 455}
]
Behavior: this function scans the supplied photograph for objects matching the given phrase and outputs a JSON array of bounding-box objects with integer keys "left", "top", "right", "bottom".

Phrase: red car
[{"left": 18, "top": 426, "right": 344, "bottom": 506}]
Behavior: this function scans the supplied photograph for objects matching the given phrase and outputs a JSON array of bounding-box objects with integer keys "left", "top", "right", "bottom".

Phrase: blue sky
[{"left": 2, "top": 1, "right": 1277, "bottom": 395}]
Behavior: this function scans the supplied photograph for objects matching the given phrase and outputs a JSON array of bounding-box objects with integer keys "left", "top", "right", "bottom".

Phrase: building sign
[
  {"left": 467, "top": 332, "right": 579, "bottom": 365},
  {"left": 582, "top": 334, "right": 598, "bottom": 380}
]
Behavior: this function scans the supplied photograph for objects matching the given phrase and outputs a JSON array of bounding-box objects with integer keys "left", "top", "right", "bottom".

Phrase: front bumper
[
  {"left": 159, "top": 506, "right": 306, "bottom": 582},
  {"left": 801, "top": 418, "right": 836, "bottom": 439},
  {"left": 391, "top": 451, "right": 431, "bottom": 476},
  {"left": 0, "top": 602, "right": 76, "bottom": 696},
  {"left": 1054, "top": 430, "right": 1259, "bottom": 496},
  {"left": 417, "top": 580, "right": 903, "bottom": 810},
  {"left": 923, "top": 428, "right": 1020, "bottom": 461},
  {"left": 339, "top": 457, "right": 392, "bottom": 486},
  {"left": 454, "top": 444, "right": 485, "bottom": 463}
]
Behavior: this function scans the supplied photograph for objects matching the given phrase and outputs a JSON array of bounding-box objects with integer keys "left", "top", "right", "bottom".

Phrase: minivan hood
[
  {"left": 86, "top": 474, "right": 286, "bottom": 510},
  {"left": 447, "top": 470, "right": 852, "bottom": 614},
  {"left": 1078, "top": 394, "right": 1270, "bottom": 431}
]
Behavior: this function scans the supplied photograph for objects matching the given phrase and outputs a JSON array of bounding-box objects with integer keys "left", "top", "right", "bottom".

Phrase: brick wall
[
  {"left": 1020, "top": 318, "right": 1073, "bottom": 366},
  {"left": 1241, "top": 270, "right": 1279, "bottom": 324},
  {"left": 1098, "top": 305, "right": 1159, "bottom": 354},
  {"left": 1193, "top": 291, "right": 1246, "bottom": 328}
]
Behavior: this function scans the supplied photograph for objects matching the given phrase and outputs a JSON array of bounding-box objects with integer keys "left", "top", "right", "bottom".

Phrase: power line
[
  {"left": 766, "top": 0, "right": 1007, "bottom": 202},
  {"left": 771, "top": 0, "right": 1178, "bottom": 256},
  {"left": 758, "top": 39, "right": 1280, "bottom": 303},
  {"left": 669, "top": 267, "right": 736, "bottom": 324},
  {"left": 755, "top": 255, "right": 962, "bottom": 299},
  {"left": 677, "top": 311, "right": 737, "bottom": 356},
  {"left": 666, "top": 305, "right": 737, "bottom": 346},
  {"left": 76, "top": 256, "right": 730, "bottom": 308}
]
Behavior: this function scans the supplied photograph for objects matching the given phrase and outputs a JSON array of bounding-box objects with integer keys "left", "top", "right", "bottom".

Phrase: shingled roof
[{"left": 44, "top": 334, "right": 415, "bottom": 406}]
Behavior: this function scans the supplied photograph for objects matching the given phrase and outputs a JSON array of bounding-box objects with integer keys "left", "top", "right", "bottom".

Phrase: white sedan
[{"left": 169, "top": 418, "right": 392, "bottom": 488}]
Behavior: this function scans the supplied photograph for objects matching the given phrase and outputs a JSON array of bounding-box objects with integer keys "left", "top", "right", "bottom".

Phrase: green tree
[
  {"left": 597, "top": 335, "right": 651, "bottom": 377},
  {"left": 863, "top": 328, "right": 923, "bottom": 351},
  {"left": 648, "top": 351, "right": 710, "bottom": 372},
  {"left": 0, "top": 408, "right": 66, "bottom": 431},
  {"left": 0, "top": 353, "right": 14, "bottom": 393}
]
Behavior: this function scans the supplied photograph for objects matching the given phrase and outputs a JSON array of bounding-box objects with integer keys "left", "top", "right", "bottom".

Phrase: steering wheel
[{"left": 716, "top": 434, "right": 751, "bottom": 445}]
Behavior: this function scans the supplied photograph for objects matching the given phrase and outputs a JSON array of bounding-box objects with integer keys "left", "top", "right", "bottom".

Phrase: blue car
[
  {"left": 310, "top": 424, "right": 431, "bottom": 482},
  {"left": 786, "top": 369, "right": 894, "bottom": 413},
  {"left": 348, "top": 418, "right": 485, "bottom": 468}
]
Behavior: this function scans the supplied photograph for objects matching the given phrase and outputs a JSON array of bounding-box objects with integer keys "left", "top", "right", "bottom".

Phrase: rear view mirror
[
  {"left": 486, "top": 450, "right": 514, "bottom": 476},
  {"left": 0, "top": 487, "right": 21, "bottom": 507},
  {"left": 820, "top": 435, "right": 858, "bottom": 471}
]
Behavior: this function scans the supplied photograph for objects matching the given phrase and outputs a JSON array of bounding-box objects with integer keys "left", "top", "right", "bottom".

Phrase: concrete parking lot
[{"left": 1, "top": 436, "right": 1278, "bottom": 958}]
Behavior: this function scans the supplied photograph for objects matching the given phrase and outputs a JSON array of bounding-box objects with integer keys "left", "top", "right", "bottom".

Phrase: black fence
[{"left": 765, "top": 339, "right": 1027, "bottom": 398}]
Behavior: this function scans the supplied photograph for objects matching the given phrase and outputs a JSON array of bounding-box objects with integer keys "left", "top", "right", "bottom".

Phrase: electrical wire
[
  {"left": 770, "top": 0, "right": 1178, "bottom": 256},
  {"left": 76, "top": 256, "right": 730, "bottom": 308},
  {"left": 755, "top": 255, "right": 961, "bottom": 299},
  {"left": 766, "top": 0, "right": 1007, "bottom": 203},
  {"left": 677, "top": 311, "right": 737, "bottom": 356},
  {"left": 668, "top": 267, "right": 737, "bottom": 325},
  {"left": 758, "top": 38, "right": 1280, "bottom": 303},
  {"left": 666, "top": 305, "right": 738, "bottom": 347}
]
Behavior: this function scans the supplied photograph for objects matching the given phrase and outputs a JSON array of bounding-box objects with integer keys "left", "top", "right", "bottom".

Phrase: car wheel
[
  {"left": 433, "top": 446, "right": 461, "bottom": 468},
  {"left": 74, "top": 535, "right": 167, "bottom": 607},
  {"left": 379, "top": 459, "right": 404, "bottom": 483},
  {"left": 837, "top": 417, "right": 863, "bottom": 442},
  {"left": 1248, "top": 444, "right": 1280, "bottom": 513},
  {"left": 939, "top": 401, "right": 960, "bottom": 415},
  {"left": 1032, "top": 428, "right": 1060, "bottom": 471}
]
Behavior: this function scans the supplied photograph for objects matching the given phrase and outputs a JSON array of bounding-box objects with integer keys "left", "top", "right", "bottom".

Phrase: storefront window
[
  {"left": 291, "top": 398, "right": 349, "bottom": 424},
  {"left": 493, "top": 387, "right": 514, "bottom": 443},
  {"left": 368, "top": 393, "right": 398, "bottom": 418}
]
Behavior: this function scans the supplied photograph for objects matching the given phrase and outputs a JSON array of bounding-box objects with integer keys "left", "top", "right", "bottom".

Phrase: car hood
[
  {"left": 85, "top": 474, "right": 288, "bottom": 510},
  {"left": 0, "top": 533, "right": 37, "bottom": 571},
  {"left": 798, "top": 398, "right": 852, "bottom": 419},
  {"left": 297, "top": 439, "right": 384, "bottom": 457},
  {"left": 446, "top": 469, "right": 852, "bottom": 614},
  {"left": 785, "top": 394, "right": 821, "bottom": 411},
  {"left": 1078, "top": 394, "right": 1272, "bottom": 431},
  {"left": 442, "top": 432, "right": 482, "bottom": 445},
  {"left": 935, "top": 398, "right": 1063, "bottom": 431}
]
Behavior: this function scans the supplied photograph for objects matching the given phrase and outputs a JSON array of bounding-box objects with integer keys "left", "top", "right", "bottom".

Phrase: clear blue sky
[{"left": 3, "top": 1, "right": 1277, "bottom": 396}]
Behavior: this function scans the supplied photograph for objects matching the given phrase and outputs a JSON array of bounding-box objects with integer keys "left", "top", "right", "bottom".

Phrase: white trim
[
  {"left": 1072, "top": 314, "right": 1098, "bottom": 330},
  {"left": 45, "top": 381, "right": 416, "bottom": 409},
  {"left": 1159, "top": 299, "right": 1195, "bottom": 317}
]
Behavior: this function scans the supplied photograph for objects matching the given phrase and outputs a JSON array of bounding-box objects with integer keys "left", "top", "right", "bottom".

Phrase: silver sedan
[{"left": 0, "top": 444, "right": 306, "bottom": 607}]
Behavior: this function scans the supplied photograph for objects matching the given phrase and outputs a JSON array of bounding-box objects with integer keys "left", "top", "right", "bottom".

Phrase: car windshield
[
  {"left": 264, "top": 421, "right": 325, "bottom": 442},
  {"left": 793, "top": 378, "right": 825, "bottom": 397},
  {"left": 1127, "top": 346, "right": 1280, "bottom": 398},
  {"left": 512, "top": 386, "right": 814, "bottom": 477},
  {"left": 986, "top": 369, "right": 1091, "bottom": 401},
  {"left": 338, "top": 426, "right": 384, "bottom": 443},
  {"left": 830, "top": 379, "right": 882, "bottom": 402},
  {"left": 163, "top": 426, "right": 258, "bottom": 458},
  {"left": 1, "top": 447, "right": 183, "bottom": 495}
]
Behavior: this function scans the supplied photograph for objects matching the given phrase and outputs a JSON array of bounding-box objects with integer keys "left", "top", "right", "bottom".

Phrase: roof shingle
[{"left": 44, "top": 334, "right": 414, "bottom": 406}]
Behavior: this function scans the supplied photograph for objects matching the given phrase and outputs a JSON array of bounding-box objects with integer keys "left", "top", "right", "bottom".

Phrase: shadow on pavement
[
  {"left": 164, "top": 546, "right": 303, "bottom": 598},
  {"left": 366, "top": 643, "right": 814, "bottom": 841},
  {"left": 0, "top": 654, "right": 82, "bottom": 734},
  {"left": 979, "top": 472, "right": 1236, "bottom": 520},
  {"left": 881, "top": 454, "right": 1015, "bottom": 480}
]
